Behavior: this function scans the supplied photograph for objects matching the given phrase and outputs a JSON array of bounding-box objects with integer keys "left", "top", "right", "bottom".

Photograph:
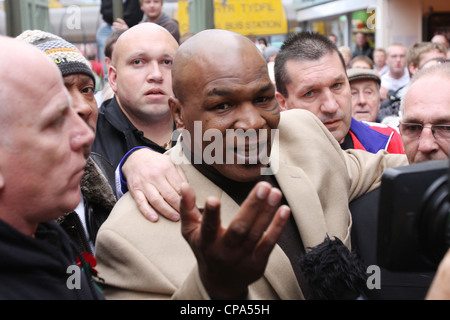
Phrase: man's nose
[
  {"left": 234, "top": 103, "right": 266, "bottom": 130},
  {"left": 146, "top": 61, "right": 163, "bottom": 83},
  {"left": 417, "top": 127, "right": 440, "bottom": 153},
  {"left": 320, "top": 89, "right": 339, "bottom": 114},
  {"left": 70, "top": 109, "right": 95, "bottom": 152}
]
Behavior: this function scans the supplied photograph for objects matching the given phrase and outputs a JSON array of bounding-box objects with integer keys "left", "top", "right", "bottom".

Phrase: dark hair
[
  {"left": 257, "top": 37, "right": 268, "bottom": 46},
  {"left": 104, "top": 29, "right": 126, "bottom": 59},
  {"left": 275, "top": 31, "right": 346, "bottom": 97}
]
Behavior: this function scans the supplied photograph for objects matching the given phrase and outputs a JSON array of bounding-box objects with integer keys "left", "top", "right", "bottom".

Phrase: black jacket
[
  {"left": 0, "top": 220, "right": 104, "bottom": 300},
  {"left": 92, "top": 97, "right": 172, "bottom": 169},
  {"left": 100, "top": 0, "right": 143, "bottom": 27},
  {"left": 352, "top": 42, "right": 374, "bottom": 60}
]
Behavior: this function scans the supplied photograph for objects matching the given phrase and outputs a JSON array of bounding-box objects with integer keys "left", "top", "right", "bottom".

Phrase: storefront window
[{"left": 310, "top": 14, "right": 348, "bottom": 46}]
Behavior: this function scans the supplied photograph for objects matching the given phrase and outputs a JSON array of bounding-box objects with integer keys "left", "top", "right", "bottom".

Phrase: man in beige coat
[{"left": 95, "top": 29, "right": 407, "bottom": 300}]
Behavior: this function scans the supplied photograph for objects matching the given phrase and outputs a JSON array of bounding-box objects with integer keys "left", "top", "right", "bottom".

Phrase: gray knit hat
[{"left": 16, "top": 30, "right": 96, "bottom": 85}]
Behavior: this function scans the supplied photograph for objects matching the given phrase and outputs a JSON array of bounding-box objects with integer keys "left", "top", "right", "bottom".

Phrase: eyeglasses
[
  {"left": 420, "top": 58, "right": 450, "bottom": 69},
  {"left": 400, "top": 123, "right": 450, "bottom": 139},
  {"left": 389, "top": 54, "right": 406, "bottom": 59}
]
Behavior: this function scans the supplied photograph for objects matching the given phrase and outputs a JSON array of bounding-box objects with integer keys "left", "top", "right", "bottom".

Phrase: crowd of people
[
  {"left": 337, "top": 31, "right": 450, "bottom": 129},
  {"left": 0, "top": 1, "right": 450, "bottom": 301}
]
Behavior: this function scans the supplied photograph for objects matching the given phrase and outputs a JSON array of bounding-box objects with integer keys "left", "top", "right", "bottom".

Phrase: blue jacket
[{"left": 349, "top": 118, "right": 404, "bottom": 154}]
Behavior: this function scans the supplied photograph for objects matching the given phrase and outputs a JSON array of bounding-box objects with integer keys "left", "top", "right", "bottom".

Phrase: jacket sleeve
[
  {"left": 94, "top": 193, "right": 204, "bottom": 300},
  {"left": 343, "top": 148, "right": 408, "bottom": 202},
  {"left": 100, "top": 0, "right": 113, "bottom": 25},
  {"left": 100, "top": 0, "right": 143, "bottom": 27}
]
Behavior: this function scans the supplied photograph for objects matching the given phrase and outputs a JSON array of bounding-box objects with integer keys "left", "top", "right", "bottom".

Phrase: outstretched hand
[{"left": 179, "top": 181, "right": 291, "bottom": 299}]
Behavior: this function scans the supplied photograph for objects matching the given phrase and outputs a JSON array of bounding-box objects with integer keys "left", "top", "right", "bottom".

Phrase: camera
[{"left": 377, "top": 159, "right": 450, "bottom": 272}]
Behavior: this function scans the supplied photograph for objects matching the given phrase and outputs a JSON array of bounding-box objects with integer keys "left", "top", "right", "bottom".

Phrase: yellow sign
[
  {"left": 174, "top": 0, "right": 190, "bottom": 36},
  {"left": 48, "top": 0, "right": 62, "bottom": 9},
  {"left": 175, "top": 0, "right": 288, "bottom": 37}
]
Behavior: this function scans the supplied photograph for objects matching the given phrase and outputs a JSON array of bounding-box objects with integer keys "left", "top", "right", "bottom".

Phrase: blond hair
[{"left": 407, "top": 42, "right": 446, "bottom": 69}]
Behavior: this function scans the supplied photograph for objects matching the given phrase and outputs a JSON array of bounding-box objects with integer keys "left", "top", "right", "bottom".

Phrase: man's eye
[
  {"left": 439, "top": 125, "right": 450, "bottom": 131},
  {"left": 52, "top": 115, "right": 66, "bottom": 128},
  {"left": 214, "top": 103, "right": 232, "bottom": 110},
  {"left": 81, "top": 87, "right": 95, "bottom": 94},
  {"left": 407, "top": 125, "right": 422, "bottom": 131},
  {"left": 133, "top": 59, "right": 143, "bottom": 66},
  {"left": 332, "top": 83, "right": 342, "bottom": 90},
  {"left": 255, "top": 96, "right": 273, "bottom": 104}
]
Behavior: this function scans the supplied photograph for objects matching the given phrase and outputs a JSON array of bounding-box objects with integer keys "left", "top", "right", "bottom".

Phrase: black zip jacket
[
  {"left": 92, "top": 97, "right": 173, "bottom": 169},
  {"left": 0, "top": 220, "right": 104, "bottom": 300}
]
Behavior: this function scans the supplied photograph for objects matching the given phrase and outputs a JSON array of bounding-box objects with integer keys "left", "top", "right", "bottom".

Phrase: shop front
[{"left": 293, "top": 0, "right": 377, "bottom": 50}]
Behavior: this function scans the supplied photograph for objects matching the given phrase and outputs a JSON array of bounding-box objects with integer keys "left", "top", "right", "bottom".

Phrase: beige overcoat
[{"left": 95, "top": 109, "right": 408, "bottom": 300}]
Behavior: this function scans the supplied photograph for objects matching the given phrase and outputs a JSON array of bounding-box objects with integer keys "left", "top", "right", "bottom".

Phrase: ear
[
  {"left": 169, "top": 96, "right": 185, "bottom": 130},
  {"left": 104, "top": 57, "right": 112, "bottom": 70},
  {"left": 108, "top": 65, "right": 118, "bottom": 93},
  {"left": 408, "top": 62, "right": 418, "bottom": 77},
  {"left": 275, "top": 92, "right": 288, "bottom": 112}
]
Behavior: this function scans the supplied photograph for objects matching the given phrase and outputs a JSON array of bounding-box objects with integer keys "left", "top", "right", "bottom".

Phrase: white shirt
[
  {"left": 381, "top": 68, "right": 410, "bottom": 92},
  {"left": 75, "top": 196, "right": 95, "bottom": 254}
]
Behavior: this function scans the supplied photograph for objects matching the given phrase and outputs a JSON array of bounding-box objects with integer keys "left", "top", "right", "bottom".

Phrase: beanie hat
[{"left": 16, "top": 30, "right": 96, "bottom": 86}]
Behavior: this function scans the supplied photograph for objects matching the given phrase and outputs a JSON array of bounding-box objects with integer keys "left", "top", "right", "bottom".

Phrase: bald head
[
  {"left": 172, "top": 29, "right": 267, "bottom": 101},
  {"left": 112, "top": 22, "right": 178, "bottom": 65},
  {"left": 176, "top": 29, "right": 257, "bottom": 59},
  {"left": 0, "top": 36, "right": 67, "bottom": 140},
  {"left": 0, "top": 35, "right": 62, "bottom": 93}
]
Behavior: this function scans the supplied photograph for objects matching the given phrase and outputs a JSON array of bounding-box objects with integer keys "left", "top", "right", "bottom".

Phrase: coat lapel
[{"left": 274, "top": 163, "right": 330, "bottom": 250}]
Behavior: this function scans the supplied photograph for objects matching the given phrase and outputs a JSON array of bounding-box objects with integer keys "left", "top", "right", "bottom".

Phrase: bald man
[
  {"left": 0, "top": 36, "right": 102, "bottom": 299},
  {"left": 94, "top": 29, "right": 407, "bottom": 300},
  {"left": 400, "top": 63, "right": 450, "bottom": 164},
  {"left": 92, "top": 22, "right": 179, "bottom": 169}
]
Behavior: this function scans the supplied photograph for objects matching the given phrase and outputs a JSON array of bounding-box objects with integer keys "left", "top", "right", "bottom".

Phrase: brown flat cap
[{"left": 347, "top": 68, "right": 381, "bottom": 85}]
